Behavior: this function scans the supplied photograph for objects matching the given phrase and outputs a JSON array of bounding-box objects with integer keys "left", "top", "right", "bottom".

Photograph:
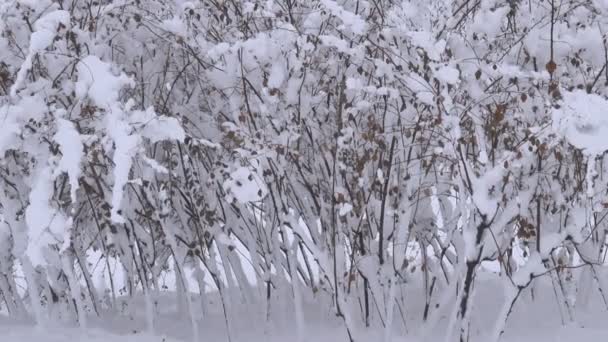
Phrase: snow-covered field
[
  {"left": 0, "top": 326, "right": 176, "bottom": 342},
  {"left": 3, "top": 323, "right": 606, "bottom": 342},
  {"left": 3, "top": 273, "right": 608, "bottom": 342}
]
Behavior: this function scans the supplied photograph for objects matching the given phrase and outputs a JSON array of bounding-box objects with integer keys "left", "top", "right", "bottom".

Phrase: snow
[
  {"left": 3, "top": 1, "right": 608, "bottom": 342},
  {"left": 471, "top": 6, "right": 510, "bottom": 40},
  {"left": 407, "top": 31, "right": 446, "bottom": 60},
  {"left": 53, "top": 116, "right": 84, "bottom": 205},
  {"left": 76, "top": 61, "right": 182, "bottom": 223},
  {"left": 17, "top": 0, "right": 52, "bottom": 8},
  {"left": 25, "top": 166, "right": 69, "bottom": 266},
  {"left": 141, "top": 156, "right": 169, "bottom": 174},
  {"left": 553, "top": 90, "right": 608, "bottom": 156},
  {"left": 3, "top": 274, "right": 608, "bottom": 342},
  {"left": 0, "top": 325, "right": 180, "bottom": 342},
  {"left": 0, "top": 95, "right": 45, "bottom": 155},
  {"left": 30, "top": 10, "right": 70, "bottom": 52},
  {"left": 216, "top": 232, "right": 235, "bottom": 248},
  {"left": 106, "top": 110, "right": 140, "bottom": 224},
  {"left": 470, "top": 166, "right": 503, "bottom": 217},
  {"left": 540, "top": 232, "right": 566, "bottom": 257},
  {"left": 10, "top": 10, "right": 70, "bottom": 97},
  {"left": 75, "top": 56, "right": 135, "bottom": 107},
  {"left": 268, "top": 62, "right": 287, "bottom": 89},
  {"left": 434, "top": 64, "right": 460, "bottom": 85},
  {"left": 320, "top": 35, "right": 355, "bottom": 54},
  {"left": 161, "top": 16, "right": 187, "bottom": 37},
  {"left": 338, "top": 203, "right": 353, "bottom": 216},
  {"left": 130, "top": 105, "right": 185, "bottom": 143},
  {"left": 407, "top": 73, "right": 435, "bottom": 105},
  {"left": 223, "top": 166, "right": 268, "bottom": 204},
  {"left": 512, "top": 253, "right": 546, "bottom": 286},
  {"left": 320, "top": 0, "right": 367, "bottom": 35}
]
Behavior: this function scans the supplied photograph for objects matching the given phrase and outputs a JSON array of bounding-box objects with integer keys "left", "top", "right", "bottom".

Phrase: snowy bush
[{"left": 2, "top": 0, "right": 608, "bottom": 341}]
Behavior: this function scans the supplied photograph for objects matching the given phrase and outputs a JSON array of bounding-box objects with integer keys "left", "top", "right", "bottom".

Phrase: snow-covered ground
[
  {"left": 0, "top": 325, "right": 176, "bottom": 342},
  {"left": 2, "top": 314, "right": 607, "bottom": 342},
  {"left": 3, "top": 272, "right": 608, "bottom": 342}
]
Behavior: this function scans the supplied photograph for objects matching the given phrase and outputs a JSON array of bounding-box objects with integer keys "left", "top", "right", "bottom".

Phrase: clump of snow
[
  {"left": 565, "top": 207, "right": 589, "bottom": 243},
  {"left": 339, "top": 203, "right": 353, "bottom": 216},
  {"left": 268, "top": 61, "right": 286, "bottom": 89},
  {"left": 407, "top": 31, "right": 446, "bottom": 60},
  {"left": 0, "top": 94, "right": 48, "bottom": 154},
  {"left": 319, "top": 35, "right": 355, "bottom": 54},
  {"left": 10, "top": 10, "right": 70, "bottom": 97},
  {"left": 470, "top": 166, "right": 503, "bottom": 216},
  {"left": 553, "top": 90, "right": 608, "bottom": 156},
  {"left": 53, "top": 116, "right": 84, "bottom": 205},
  {"left": 407, "top": 73, "right": 435, "bottom": 105},
  {"left": 130, "top": 106, "right": 185, "bottom": 143},
  {"left": 161, "top": 16, "right": 187, "bottom": 37},
  {"left": 216, "top": 232, "right": 236, "bottom": 249},
  {"left": 470, "top": 6, "right": 510, "bottom": 40},
  {"left": 141, "top": 156, "right": 169, "bottom": 174},
  {"left": 320, "top": 0, "right": 366, "bottom": 35},
  {"left": 75, "top": 56, "right": 135, "bottom": 107},
  {"left": 30, "top": 10, "right": 70, "bottom": 52},
  {"left": 223, "top": 166, "right": 268, "bottom": 203},
  {"left": 435, "top": 64, "right": 460, "bottom": 85},
  {"left": 25, "top": 167, "right": 69, "bottom": 266},
  {"left": 106, "top": 110, "right": 140, "bottom": 224},
  {"left": 0, "top": 111, "right": 24, "bottom": 155}
]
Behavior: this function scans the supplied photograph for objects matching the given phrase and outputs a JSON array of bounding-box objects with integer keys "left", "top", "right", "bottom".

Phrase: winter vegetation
[{"left": 2, "top": 0, "right": 608, "bottom": 341}]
